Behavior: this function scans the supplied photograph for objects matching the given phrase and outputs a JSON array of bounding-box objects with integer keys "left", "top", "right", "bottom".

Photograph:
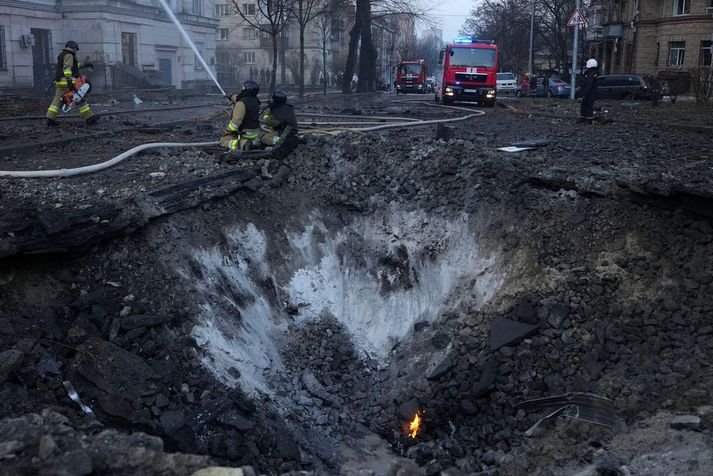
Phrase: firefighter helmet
[
  {"left": 586, "top": 58, "right": 598, "bottom": 69},
  {"left": 271, "top": 90, "right": 287, "bottom": 105},
  {"left": 65, "top": 40, "right": 79, "bottom": 51},
  {"left": 242, "top": 80, "right": 259, "bottom": 97}
]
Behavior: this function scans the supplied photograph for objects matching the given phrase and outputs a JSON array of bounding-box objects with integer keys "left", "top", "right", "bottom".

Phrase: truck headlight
[
  {"left": 486, "top": 90, "right": 495, "bottom": 98},
  {"left": 445, "top": 87, "right": 453, "bottom": 93}
]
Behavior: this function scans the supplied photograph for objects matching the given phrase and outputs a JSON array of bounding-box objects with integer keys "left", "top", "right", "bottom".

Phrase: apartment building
[
  {"left": 214, "top": 1, "right": 352, "bottom": 88},
  {"left": 0, "top": 0, "right": 218, "bottom": 91},
  {"left": 586, "top": 0, "right": 713, "bottom": 76}
]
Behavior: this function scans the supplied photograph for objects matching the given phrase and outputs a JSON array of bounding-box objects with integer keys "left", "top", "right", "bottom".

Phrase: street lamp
[{"left": 528, "top": 0, "right": 534, "bottom": 76}]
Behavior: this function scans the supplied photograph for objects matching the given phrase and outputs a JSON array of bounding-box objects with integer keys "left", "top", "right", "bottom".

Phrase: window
[
  {"left": 654, "top": 42, "right": 660, "bottom": 66},
  {"left": 330, "top": 19, "right": 342, "bottom": 42},
  {"left": 673, "top": 0, "right": 689, "bottom": 15},
  {"left": 215, "top": 4, "right": 228, "bottom": 16},
  {"left": 121, "top": 32, "right": 137, "bottom": 67},
  {"left": 242, "top": 3, "right": 256, "bottom": 15},
  {"left": 0, "top": 26, "right": 6, "bottom": 71},
  {"left": 242, "top": 27, "right": 256, "bottom": 40},
  {"left": 216, "top": 28, "right": 229, "bottom": 40},
  {"left": 243, "top": 51, "right": 256, "bottom": 64},
  {"left": 701, "top": 41, "right": 712, "bottom": 67},
  {"left": 668, "top": 41, "right": 685, "bottom": 66},
  {"left": 193, "top": 0, "right": 203, "bottom": 16},
  {"left": 449, "top": 47, "right": 497, "bottom": 68},
  {"left": 195, "top": 42, "right": 204, "bottom": 70}
]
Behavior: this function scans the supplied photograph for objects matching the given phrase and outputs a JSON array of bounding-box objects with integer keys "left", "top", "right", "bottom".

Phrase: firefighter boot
[
  {"left": 86, "top": 115, "right": 100, "bottom": 126},
  {"left": 47, "top": 118, "right": 60, "bottom": 127}
]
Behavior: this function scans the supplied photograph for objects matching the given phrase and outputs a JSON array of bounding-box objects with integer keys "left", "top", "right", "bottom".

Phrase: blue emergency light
[{"left": 453, "top": 37, "right": 495, "bottom": 45}]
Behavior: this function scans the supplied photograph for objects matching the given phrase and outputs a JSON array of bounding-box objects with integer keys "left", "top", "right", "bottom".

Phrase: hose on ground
[
  {"left": 0, "top": 142, "right": 216, "bottom": 178},
  {"left": 0, "top": 100, "right": 485, "bottom": 178}
]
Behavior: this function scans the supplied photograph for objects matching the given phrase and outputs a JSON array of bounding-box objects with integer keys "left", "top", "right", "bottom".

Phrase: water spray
[{"left": 157, "top": 0, "right": 226, "bottom": 97}]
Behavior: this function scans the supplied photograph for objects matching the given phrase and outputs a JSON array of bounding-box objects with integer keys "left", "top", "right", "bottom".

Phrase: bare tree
[
  {"left": 395, "top": 16, "right": 418, "bottom": 61},
  {"left": 285, "top": 50, "right": 303, "bottom": 85},
  {"left": 414, "top": 32, "right": 443, "bottom": 73},
  {"left": 342, "top": 0, "right": 433, "bottom": 93},
  {"left": 461, "top": 0, "right": 532, "bottom": 75},
  {"left": 314, "top": 6, "right": 333, "bottom": 95},
  {"left": 462, "top": 0, "right": 579, "bottom": 77},
  {"left": 230, "top": 0, "right": 295, "bottom": 92},
  {"left": 294, "top": 0, "right": 323, "bottom": 96},
  {"left": 536, "top": 0, "right": 575, "bottom": 76}
]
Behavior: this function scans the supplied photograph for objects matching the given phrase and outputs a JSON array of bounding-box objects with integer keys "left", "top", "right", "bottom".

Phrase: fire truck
[
  {"left": 436, "top": 38, "right": 498, "bottom": 107},
  {"left": 395, "top": 59, "right": 427, "bottom": 94}
]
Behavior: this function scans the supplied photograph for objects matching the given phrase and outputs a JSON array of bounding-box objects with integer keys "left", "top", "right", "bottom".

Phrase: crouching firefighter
[
  {"left": 46, "top": 41, "right": 97, "bottom": 127},
  {"left": 260, "top": 90, "right": 298, "bottom": 150},
  {"left": 219, "top": 80, "right": 261, "bottom": 152}
]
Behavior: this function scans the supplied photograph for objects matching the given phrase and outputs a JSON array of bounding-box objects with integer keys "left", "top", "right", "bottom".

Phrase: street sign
[{"left": 567, "top": 9, "right": 586, "bottom": 27}]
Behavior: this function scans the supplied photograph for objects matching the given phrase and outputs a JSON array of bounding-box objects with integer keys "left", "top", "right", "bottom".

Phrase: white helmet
[{"left": 586, "top": 58, "right": 598, "bottom": 69}]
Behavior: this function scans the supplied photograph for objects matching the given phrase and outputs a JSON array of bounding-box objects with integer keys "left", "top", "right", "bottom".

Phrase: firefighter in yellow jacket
[
  {"left": 46, "top": 41, "right": 98, "bottom": 127},
  {"left": 219, "top": 80, "right": 261, "bottom": 151}
]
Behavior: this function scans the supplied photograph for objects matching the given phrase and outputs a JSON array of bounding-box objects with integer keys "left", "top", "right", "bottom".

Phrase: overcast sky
[{"left": 429, "top": 0, "right": 476, "bottom": 41}]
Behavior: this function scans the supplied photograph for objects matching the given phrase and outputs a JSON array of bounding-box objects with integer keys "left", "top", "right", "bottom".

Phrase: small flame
[{"left": 408, "top": 412, "right": 422, "bottom": 438}]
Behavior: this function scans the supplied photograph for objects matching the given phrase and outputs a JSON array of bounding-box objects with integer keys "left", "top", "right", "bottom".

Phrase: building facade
[
  {"left": 0, "top": 0, "right": 218, "bottom": 91},
  {"left": 214, "top": 1, "right": 351, "bottom": 88},
  {"left": 586, "top": 0, "right": 713, "bottom": 77}
]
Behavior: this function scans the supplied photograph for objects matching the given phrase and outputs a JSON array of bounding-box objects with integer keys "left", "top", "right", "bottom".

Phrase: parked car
[
  {"left": 496, "top": 72, "right": 518, "bottom": 94},
  {"left": 592, "top": 74, "right": 652, "bottom": 100},
  {"left": 426, "top": 76, "right": 437, "bottom": 93},
  {"left": 517, "top": 76, "right": 571, "bottom": 98}
]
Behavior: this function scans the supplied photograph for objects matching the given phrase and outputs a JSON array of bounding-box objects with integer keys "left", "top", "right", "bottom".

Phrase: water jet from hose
[{"left": 157, "top": 0, "right": 226, "bottom": 96}]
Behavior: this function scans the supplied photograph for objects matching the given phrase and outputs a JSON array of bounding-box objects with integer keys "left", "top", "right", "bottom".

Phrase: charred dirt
[{"left": 1, "top": 94, "right": 712, "bottom": 475}]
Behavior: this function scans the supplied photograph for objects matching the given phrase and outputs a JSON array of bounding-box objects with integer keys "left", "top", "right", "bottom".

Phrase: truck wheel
[{"left": 443, "top": 96, "right": 454, "bottom": 105}]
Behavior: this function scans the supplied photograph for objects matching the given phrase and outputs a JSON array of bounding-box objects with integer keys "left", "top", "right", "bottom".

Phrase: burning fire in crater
[{"left": 408, "top": 412, "right": 422, "bottom": 438}]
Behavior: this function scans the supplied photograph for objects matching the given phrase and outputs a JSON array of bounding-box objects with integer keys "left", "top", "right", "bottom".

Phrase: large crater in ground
[{"left": 1, "top": 174, "right": 712, "bottom": 475}]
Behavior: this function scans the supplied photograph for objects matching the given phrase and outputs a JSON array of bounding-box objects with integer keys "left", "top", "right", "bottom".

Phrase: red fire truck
[
  {"left": 395, "top": 59, "right": 427, "bottom": 94},
  {"left": 436, "top": 38, "right": 498, "bottom": 107}
]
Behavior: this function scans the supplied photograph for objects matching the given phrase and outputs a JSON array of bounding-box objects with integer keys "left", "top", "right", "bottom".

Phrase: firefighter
[
  {"left": 259, "top": 90, "right": 298, "bottom": 150},
  {"left": 579, "top": 58, "right": 599, "bottom": 124},
  {"left": 219, "top": 80, "right": 261, "bottom": 152},
  {"left": 46, "top": 40, "right": 97, "bottom": 127}
]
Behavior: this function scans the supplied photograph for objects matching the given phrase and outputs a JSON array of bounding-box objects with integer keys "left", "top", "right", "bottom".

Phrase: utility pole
[
  {"left": 570, "top": 0, "right": 581, "bottom": 100},
  {"left": 528, "top": 0, "right": 535, "bottom": 75}
]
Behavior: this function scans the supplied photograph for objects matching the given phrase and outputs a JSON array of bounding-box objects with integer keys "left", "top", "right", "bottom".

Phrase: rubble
[{"left": 1, "top": 94, "right": 712, "bottom": 474}]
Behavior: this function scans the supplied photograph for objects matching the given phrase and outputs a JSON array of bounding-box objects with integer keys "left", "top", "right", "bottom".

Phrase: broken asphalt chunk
[
  {"left": 427, "top": 354, "right": 454, "bottom": 381},
  {"left": 0, "top": 350, "right": 24, "bottom": 384},
  {"left": 490, "top": 317, "right": 538, "bottom": 351},
  {"left": 120, "top": 314, "right": 172, "bottom": 330},
  {"left": 670, "top": 415, "right": 702, "bottom": 431}
]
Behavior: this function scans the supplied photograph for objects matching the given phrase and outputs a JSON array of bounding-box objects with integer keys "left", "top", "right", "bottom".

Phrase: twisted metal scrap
[
  {"left": 62, "top": 380, "right": 95, "bottom": 416},
  {"left": 515, "top": 392, "right": 625, "bottom": 437}
]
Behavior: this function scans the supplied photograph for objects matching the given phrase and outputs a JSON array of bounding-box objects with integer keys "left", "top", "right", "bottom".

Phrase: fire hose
[{"left": 0, "top": 103, "right": 485, "bottom": 178}]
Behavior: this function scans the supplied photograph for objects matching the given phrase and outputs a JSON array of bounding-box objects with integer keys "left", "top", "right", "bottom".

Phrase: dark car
[
  {"left": 589, "top": 75, "right": 652, "bottom": 100},
  {"left": 516, "top": 76, "right": 571, "bottom": 98}
]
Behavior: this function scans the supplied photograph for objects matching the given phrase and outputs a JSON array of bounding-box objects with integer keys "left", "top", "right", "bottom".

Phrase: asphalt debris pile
[{"left": 1, "top": 94, "right": 713, "bottom": 475}]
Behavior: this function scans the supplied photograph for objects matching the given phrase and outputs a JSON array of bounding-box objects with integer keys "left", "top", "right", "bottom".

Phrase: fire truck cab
[
  {"left": 395, "top": 59, "right": 427, "bottom": 94},
  {"left": 436, "top": 38, "right": 498, "bottom": 107}
]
